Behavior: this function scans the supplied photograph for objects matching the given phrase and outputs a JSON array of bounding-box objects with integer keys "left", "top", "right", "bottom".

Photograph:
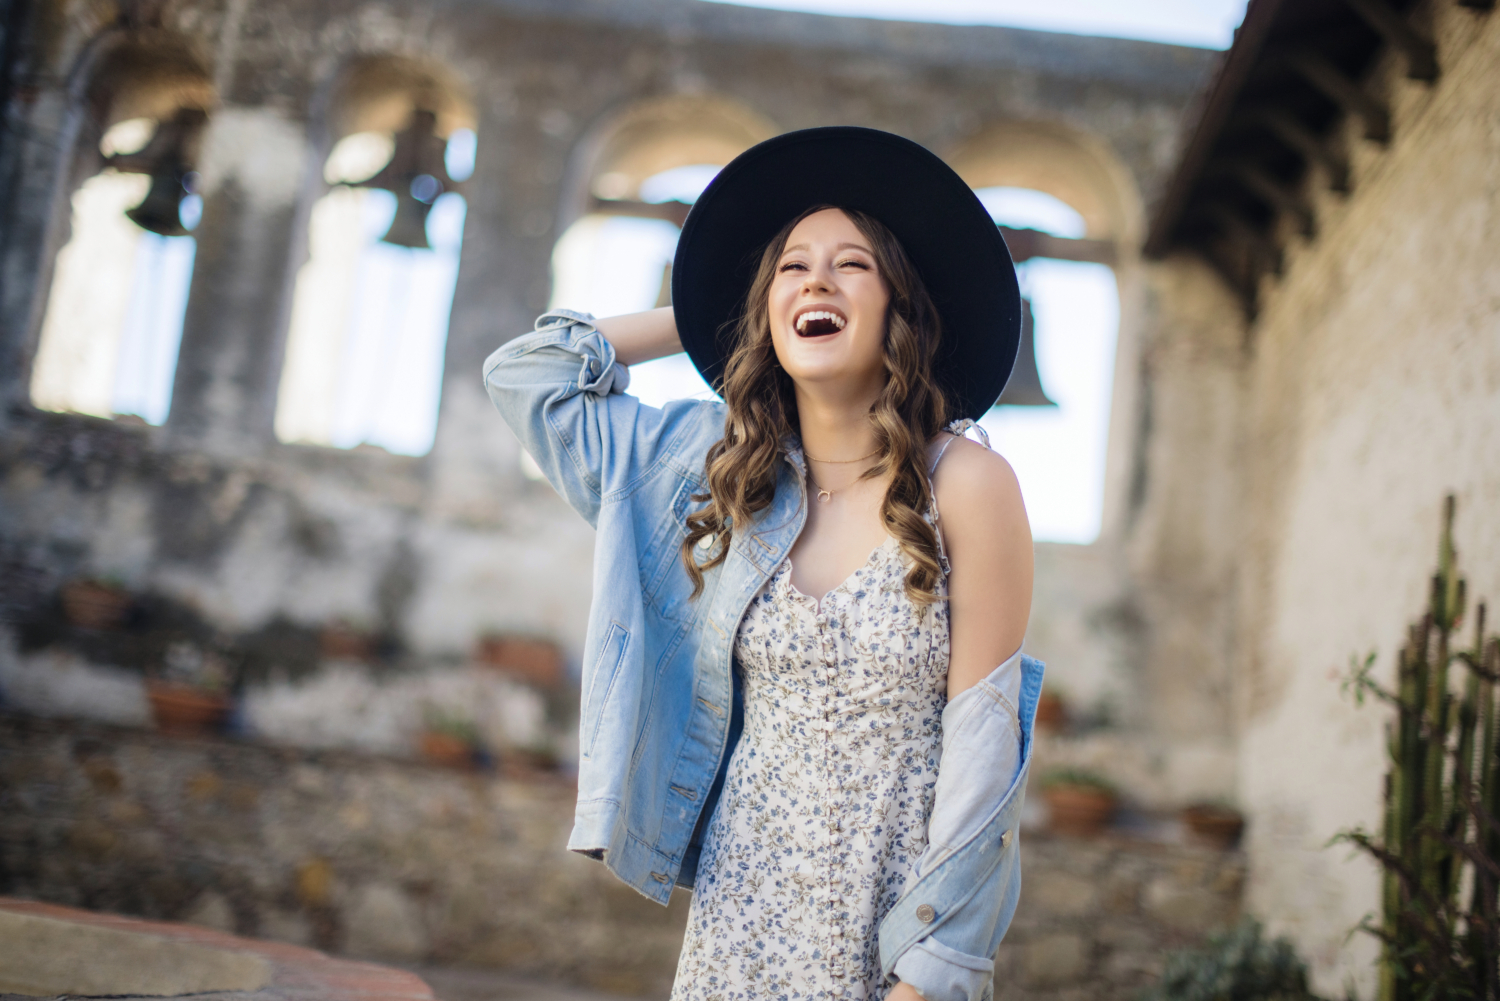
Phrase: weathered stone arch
[
  {"left": 322, "top": 54, "right": 476, "bottom": 144},
  {"left": 23, "top": 29, "right": 216, "bottom": 418},
  {"left": 559, "top": 93, "right": 778, "bottom": 226},
  {"left": 946, "top": 119, "right": 1145, "bottom": 247}
]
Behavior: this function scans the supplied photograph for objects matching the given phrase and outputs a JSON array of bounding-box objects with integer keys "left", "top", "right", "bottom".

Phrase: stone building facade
[{"left": 0, "top": 0, "right": 1218, "bottom": 776}]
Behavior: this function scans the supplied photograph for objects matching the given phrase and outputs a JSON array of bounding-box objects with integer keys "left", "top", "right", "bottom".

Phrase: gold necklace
[
  {"left": 808, "top": 473, "right": 835, "bottom": 504},
  {"left": 803, "top": 446, "right": 880, "bottom": 464},
  {"left": 807, "top": 469, "right": 864, "bottom": 504}
]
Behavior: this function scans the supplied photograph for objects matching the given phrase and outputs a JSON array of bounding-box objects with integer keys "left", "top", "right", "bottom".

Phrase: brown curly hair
[{"left": 680, "top": 205, "right": 951, "bottom": 604}]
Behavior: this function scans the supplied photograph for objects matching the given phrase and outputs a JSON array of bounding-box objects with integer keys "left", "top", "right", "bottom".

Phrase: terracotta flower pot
[
  {"left": 1034, "top": 691, "right": 1067, "bottom": 733},
  {"left": 420, "top": 731, "right": 475, "bottom": 769},
  {"left": 1182, "top": 804, "right": 1245, "bottom": 850},
  {"left": 320, "top": 625, "right": 376, "bottom": 662},
  {"left": 146, "top": 682, "right": 231, "bottom": 735},
  {"left": 475, "top": 635, "right": 563, "bottom": 690},
  {"left": 1043, "top": 785, "right": 1118, "bottom": 838},
  {"left": 60, "top": 580, "right": 133, "bottom": 631}
]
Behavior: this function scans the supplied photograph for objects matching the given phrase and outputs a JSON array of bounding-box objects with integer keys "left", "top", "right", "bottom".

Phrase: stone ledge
[{"left": 0, "top": 896, "right": 434, "bottom": 1001}]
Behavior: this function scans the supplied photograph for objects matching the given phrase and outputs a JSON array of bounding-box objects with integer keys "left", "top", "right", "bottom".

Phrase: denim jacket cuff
[
  {"left": 534, "top": 309, "right": 631, "bottom": 397},
  {"left": 893, "top": 935, "right": 995, "bottom": 1001}
]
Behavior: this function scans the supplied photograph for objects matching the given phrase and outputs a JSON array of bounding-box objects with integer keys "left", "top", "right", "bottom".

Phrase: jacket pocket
[{"left": 583, "top": 621, "right": 631, "bottom": 759}]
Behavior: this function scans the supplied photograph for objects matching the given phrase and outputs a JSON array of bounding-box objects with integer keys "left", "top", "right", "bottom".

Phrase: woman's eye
[
  {"left": 837, "top": 259, "right": 870, "bottom": 270},
  {"left": 779, "top": 262, "right": 807, "bottom": 272}
]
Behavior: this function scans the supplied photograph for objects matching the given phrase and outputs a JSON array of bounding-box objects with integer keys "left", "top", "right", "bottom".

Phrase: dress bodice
[{"left": 672, "top": 534, "right": 950, "bottom": 1000}]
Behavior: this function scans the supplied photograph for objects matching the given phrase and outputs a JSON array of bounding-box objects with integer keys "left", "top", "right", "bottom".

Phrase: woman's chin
[{"left": 782, "top": 360, "right": 883, "bottom": 393}]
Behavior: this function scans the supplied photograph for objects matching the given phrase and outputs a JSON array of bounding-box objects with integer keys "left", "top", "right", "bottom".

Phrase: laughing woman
[{"left": 485, "top": 128, "right": 1042, "bottom": 1001}]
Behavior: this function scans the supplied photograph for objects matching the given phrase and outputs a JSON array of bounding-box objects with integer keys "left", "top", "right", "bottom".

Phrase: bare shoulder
[{"left": 928, "top": 433, "right": 1028, "bottom": 528}]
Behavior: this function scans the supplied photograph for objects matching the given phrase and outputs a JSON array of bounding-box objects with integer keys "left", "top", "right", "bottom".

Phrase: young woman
[{"left": 485, "top": 127, "right": 1042, "bottom": 1001}]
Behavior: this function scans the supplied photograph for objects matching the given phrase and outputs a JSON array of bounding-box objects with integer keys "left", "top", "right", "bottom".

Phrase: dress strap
[{"left": 926, "top": 420, "right": 994, "bottom": 578}]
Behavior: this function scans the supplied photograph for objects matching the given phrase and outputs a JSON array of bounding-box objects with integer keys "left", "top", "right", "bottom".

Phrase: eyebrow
[{"left": 780, "top": 242, "right": 874, "bottom": 255}]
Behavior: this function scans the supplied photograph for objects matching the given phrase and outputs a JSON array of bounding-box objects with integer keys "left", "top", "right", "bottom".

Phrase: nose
[{"left": 800, "top": 265, "right": 833, "bottom": 294}]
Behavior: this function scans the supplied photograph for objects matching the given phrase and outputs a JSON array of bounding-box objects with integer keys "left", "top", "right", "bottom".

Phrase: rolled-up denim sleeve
[
  {"left": 893, "top": 937, "right": 995, "bottom": 1001},
  {"left": 892, "top": 651, "right": 1026, "bottom": 1001},
  {"left": 483, "top": 310, "right": 661, "bottom": 526}
]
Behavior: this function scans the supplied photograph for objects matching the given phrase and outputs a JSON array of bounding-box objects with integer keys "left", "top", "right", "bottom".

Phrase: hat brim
[{"left": 671, "top": 126, "right": 1021, "bottom": 423}]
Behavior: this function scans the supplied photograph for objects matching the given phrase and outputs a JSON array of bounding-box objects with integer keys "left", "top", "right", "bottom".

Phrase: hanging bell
[
  {"left": 109, "top": 107, "right": 208, "bottom": 237},
  {"left": 379, "top": 182, "right": 437, "bottom": 248},
  {"left": 126, "top": 169, "right": 192, "bottom": 236},
  {"left": 360, "top": 109, "right": 457, "bottom": 250},
  {"left": 996, "top": 297, "right": 1057, "bottom": 407}
]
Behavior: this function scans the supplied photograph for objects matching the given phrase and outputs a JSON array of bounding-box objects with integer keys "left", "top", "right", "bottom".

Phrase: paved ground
[{"left": 406, "top": 968, "right": 653, "bottom": 1001}]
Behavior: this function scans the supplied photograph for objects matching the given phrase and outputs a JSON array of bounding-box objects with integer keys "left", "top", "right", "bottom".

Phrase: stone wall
[
  {"left": 997, "top": 836, "right": 1244, "bottom": 1000},
  {"left": 0, "top": 712, "right": 690, "bottom": 998},
  {"left": 0, "top": 0, "right": 1218, "bottom": 787},
  {"left": 0, "top": 712, "right": 1246, "bottom": 998},
  {"left": 1228, "top": 6, "right": 1500, "bottom": 995}
]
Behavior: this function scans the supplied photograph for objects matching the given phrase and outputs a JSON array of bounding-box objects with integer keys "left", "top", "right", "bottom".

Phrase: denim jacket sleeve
[
  {"left": 481, "top": 309, "right": 707, "bottom": 527},
  {"left": 882, "top": 654, "right": 1044, "bottom": 1001}
]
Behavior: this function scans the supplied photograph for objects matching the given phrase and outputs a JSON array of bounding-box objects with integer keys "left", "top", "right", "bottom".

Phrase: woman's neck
[{"left": 793, "top": 384, "right": 881, "bottom": 462}]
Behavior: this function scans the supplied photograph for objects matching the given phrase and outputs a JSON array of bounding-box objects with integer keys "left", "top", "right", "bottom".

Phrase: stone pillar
[
  {"left": 165, "top": 106, "right": 308, "bottom": 456},
  {"left": 427, "top": 108, "right": 562, "bottom": 521}
]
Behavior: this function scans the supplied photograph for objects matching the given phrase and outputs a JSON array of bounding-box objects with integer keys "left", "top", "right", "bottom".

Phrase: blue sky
[{"left": 701, "top": 0, "right": 1251, "bottom": 49}]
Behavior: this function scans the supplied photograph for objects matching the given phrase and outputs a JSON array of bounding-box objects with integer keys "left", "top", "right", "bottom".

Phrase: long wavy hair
[{"left": 680, "top": 205, "right": 951, "bottom": 604}]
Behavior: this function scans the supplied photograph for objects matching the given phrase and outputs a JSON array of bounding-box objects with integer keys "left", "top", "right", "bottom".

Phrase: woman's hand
[
  {"left": 593, "top": 306, "right": 682, "bottom": 366},
  {"left": 887, "top": 981, "right": 929, "bottom": 1001}
]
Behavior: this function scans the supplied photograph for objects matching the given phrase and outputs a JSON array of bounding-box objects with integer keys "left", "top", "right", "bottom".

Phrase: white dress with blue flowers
[{"left": 671, "top": 533, "right": 950, "bottom": 1000}]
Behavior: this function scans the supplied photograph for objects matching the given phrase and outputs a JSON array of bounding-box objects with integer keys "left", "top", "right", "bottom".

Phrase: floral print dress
[{"left": 671, "top": 533, "right": 950, "bottom": 1000}]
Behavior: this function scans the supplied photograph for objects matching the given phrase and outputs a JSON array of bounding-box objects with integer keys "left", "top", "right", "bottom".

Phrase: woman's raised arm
[{"left": 594, "top": 306, "right": 683, "bottom": 366}]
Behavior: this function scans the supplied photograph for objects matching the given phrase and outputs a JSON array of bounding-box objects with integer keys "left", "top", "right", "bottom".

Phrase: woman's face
[{"left": 767, "top": 208, "right": 890, "bottom": 398}]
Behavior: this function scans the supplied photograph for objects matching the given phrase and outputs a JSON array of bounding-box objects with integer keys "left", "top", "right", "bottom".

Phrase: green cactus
[{"left": 1336, "top": 496, "right": 1500, "bottom": 1001}]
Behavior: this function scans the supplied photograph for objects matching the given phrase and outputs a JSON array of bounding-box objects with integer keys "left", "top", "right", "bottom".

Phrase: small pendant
[{"left": 816, "top": 489, "right": 832, "bottom": 504}]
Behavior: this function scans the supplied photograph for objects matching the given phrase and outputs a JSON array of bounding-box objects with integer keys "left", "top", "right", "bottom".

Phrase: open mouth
[{"left": 794, "top": 309, "right": 847, "bottom": 337}]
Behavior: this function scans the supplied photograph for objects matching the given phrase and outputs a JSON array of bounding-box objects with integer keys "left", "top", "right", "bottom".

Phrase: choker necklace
[{"left": 803, "top": 446, "right": 880, "bottom": 464}]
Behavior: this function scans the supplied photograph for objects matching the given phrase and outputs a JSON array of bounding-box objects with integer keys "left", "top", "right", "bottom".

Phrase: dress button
[{"left": 916, "top": 903, "right": 936, "bottom": 923}]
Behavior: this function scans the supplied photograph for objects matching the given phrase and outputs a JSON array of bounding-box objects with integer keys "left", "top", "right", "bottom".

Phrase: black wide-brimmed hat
[{"left": 672, "top": 126, "right": 1022, "bottom": 422}]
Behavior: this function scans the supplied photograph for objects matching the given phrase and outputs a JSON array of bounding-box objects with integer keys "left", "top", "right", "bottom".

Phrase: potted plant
[
  {"left": 319, "top": 621, "right": 378, "bottom": 662},
  {"left": 59, "top": 577, "right": 134, "bottom": 631},
  {"left": 1040, "top": 767, "right": 1119, "bottom": 838},
  {"left": 146, "top": 640, "right": 233, "bottom": 735},
  {"left": 1034, "top": 687, "right": 1067, "bottom": 733},
  {"left": 1181, "top": 801, "right": 1246, "bottom": 850},
  {"left": 419, "top": 707, "right": 483, "bottom": 769},
  {"left": 475, "top": 634, "right": 563, "bottom": 690}
]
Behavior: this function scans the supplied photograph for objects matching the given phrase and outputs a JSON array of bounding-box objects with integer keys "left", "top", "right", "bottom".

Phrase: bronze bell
[
  {"left": 996, "top": 298, "right": 1057, "bottom": 407},
  {"left": 109, "top": 107, "right": 208, "bottom": 237},
  {"left": 360, "top": 109, "right": 457, "bottom": 249}
]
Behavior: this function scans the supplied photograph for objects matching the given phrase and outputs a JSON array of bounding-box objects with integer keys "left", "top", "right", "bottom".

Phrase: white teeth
[{"left": 794, "top": 310, "right": 847, "bottom": 332}]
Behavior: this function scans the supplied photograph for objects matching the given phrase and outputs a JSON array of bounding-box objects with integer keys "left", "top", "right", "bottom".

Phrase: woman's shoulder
[{"left": 927, "top": 432, "right": 1028, "bottom": 535}]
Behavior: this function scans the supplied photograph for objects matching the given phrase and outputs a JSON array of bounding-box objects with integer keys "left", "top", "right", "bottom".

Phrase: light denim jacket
[{"left": 483, "top": 311, "right": 1043, "bottom": 1000}]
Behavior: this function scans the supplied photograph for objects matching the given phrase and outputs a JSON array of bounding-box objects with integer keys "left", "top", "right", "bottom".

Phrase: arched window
[
  {"left": 975, "top": 187, "right": 1120, "bottom": 544},
  {"left": 29, "top": 55, "right": 212, "bottom": 425},
  {"left": 550, "top": 163, "right": 723, "bottom": 409},
  {"left": 544, "top": 96, "right": 775, "bottom": 423},
  {"left": 274, "top": 61, "right": 475, "bottom": 457}
]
